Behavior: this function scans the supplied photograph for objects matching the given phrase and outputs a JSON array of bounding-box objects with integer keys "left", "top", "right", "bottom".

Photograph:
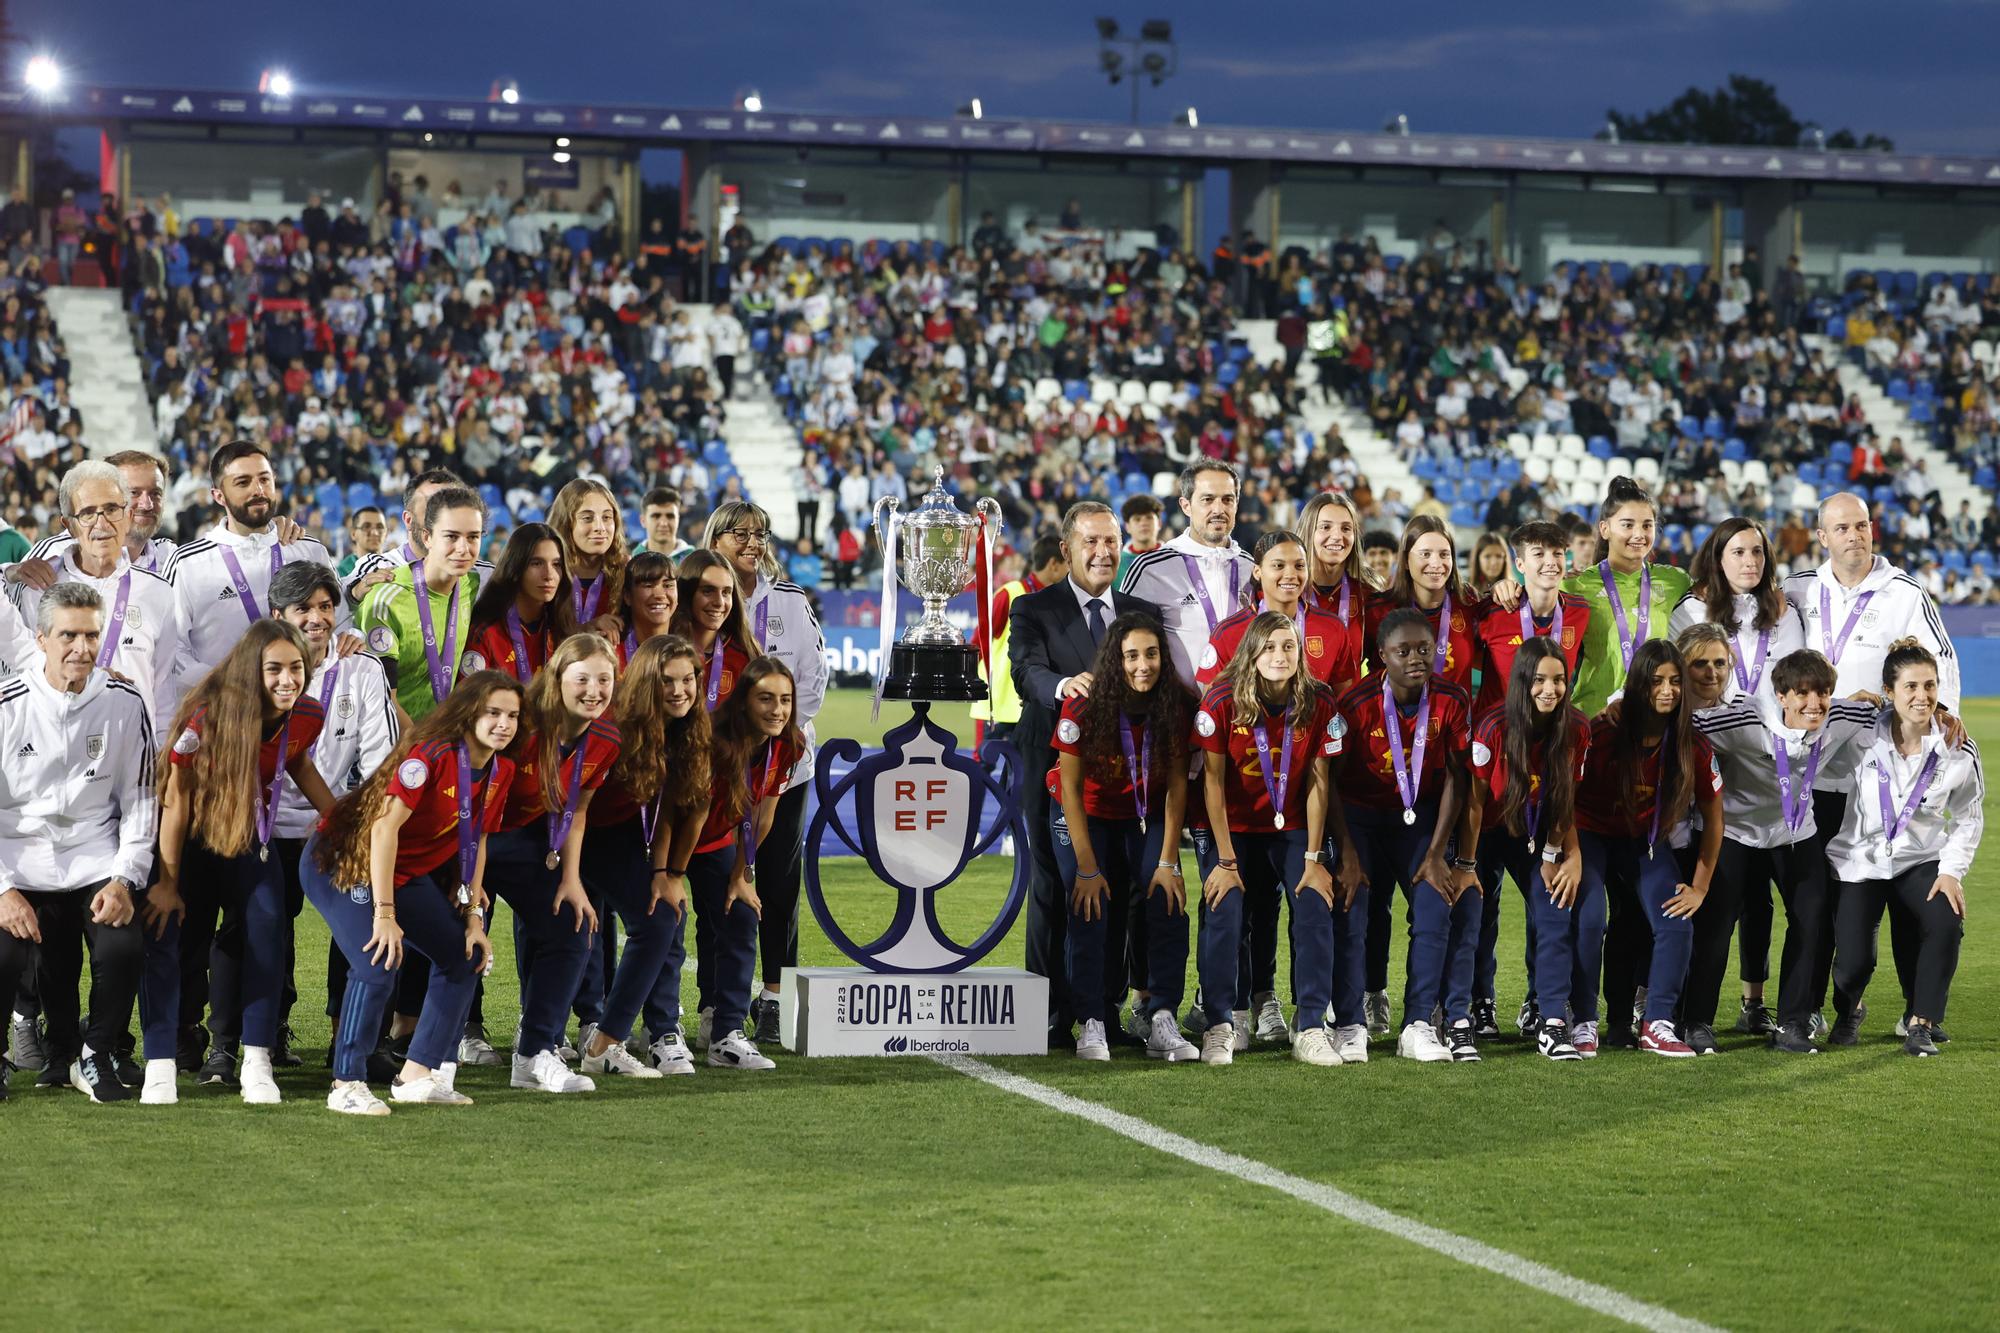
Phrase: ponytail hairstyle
[
  {"left": 1596, "top": 475, "right": 1658, "bottom": 564},
  {"left": 1606, "top": 638, "right": 1697, "bottom": 834},
  {"left": 547, "top": 477, "right": 628, "bottom": 614},
  {"left": 1881, "top": 636, "right": 1938, "bottom": 691},
  {"left": 1497, "top": 638, "right": 1576, "bottom": 842},
  {"left": 1295, "top": 490, "right": 1365, "bottom": 590},
  {"left": 1219, "top": 610, "right": 1328, "bottom": 729},
  {"left": 710, "top": 655, "right": 805, "bottom": 828},
  {"left": 312, "top": 670, "right": 526, "bottom": 886},
  {"left": 1076, "top": 611, "right": 1193, "bottom": 777},
  {"left": 608, "top": 634, "right": 712, "bottom": 819},
  {"left": 1244, "top": 529, "right": 1310, "bottom": 612},
  {"left": 670, "top": 548, "right": 759, "bottom": 659},
  {"left": 1387, "top": 513, "right": 1465, "bottom": 607},
  {"left": 162, "top": 620, "right": 311, "bottom": 858},
  {"left": 1689, "top": 516, "right": 1786, "bottom": 634},
  {"left": 469, "top": 521, "right": 577, "bottom": 643},
  {"left": 523, "top": 632, "right": 619, "bottom": 812}
]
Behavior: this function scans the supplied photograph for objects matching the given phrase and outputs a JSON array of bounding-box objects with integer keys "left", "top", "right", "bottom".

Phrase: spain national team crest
[
  {"left": 1562, "top": 627, "right": 1578, "bottom": 650},
  {"left": 85, "top": 734, "right": 105, "bottom": 762},
  {"left": 1306, "top": 635, "right": 1324, "bottom": 658}
]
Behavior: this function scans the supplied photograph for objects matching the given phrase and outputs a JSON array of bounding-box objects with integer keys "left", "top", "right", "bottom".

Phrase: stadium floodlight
[
  {"left": 555, "top": 136, "right": 570, "bottom": 148},
  {"left": 23, "top": 54, "right": 60, "bottom": 96},
  {"left": 1177, "top": 106, "right": 1198, "bottom": 128},
  {"left": 1802, "top": 123, "right": 1827, "bottom": 152},
  {"left": 262, "top": 68, "right": 294, "bottom": 98},
  {"left": 1594, "top": 119, "right": 1620, "bottom": 143},
  {"left": 1383, "top": 112, "right": 1410, "bottom": 136},
  {"left": 1098, "top": 16, "right": 1176, "bottom": 121},
  {"left": 956, "top": 98, "right": 983, "bottom": 120},
  {"left": 1095, "top": 17, "right": 1120, "bottom": 39},
  {"left": 500, "top": 80, "right": 520, "bottom": 105},
  {"left": 552, "top": 150, "right": 571, "bottom": 164},
  {"left": 742, "top": 90, "right": 763, "bottom": 113},
  {"left": 1139, "top": 18, "right": 1172, "bottom": 40}
]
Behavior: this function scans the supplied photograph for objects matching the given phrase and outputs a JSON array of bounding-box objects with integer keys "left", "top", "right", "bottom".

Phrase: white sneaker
[
  {"left": 1230, "top": 1011, "right": 1251, "bottom": 1052},
  {"left": 1076, "top": 1018, "right": 1111, "bottom": 1061},
  {"left": 1200, "top": 1024, "right": 1235, "bottom": 1065},
  {"left": 458, "top": 1029, "right": 503, "bottom": 1066},
  {"left": 239, "top": 1046, "right": 282, "bottom": 1105},
  {"left": 140, "top": 1058, "right": 178, "bottom": 1106},
  {"left": 1573, "top": 1020, "right": 1600, "bottom": 1059},
  {"left": 696, "top": 1006, "right": 714, "bottom": 1051},
  {"left": 1292, "top": 1026, "right": 1343, "bottom": 1066},
  {"left": 1332, "top": 1023, "right": 1370, "bottom": 1063},
  {"left": 1396, "top": 1021, "right": 1452, "bottom": 1063},
  {"left": 648, "top": 1028, "right": 696, "bottom": 1075},
  {"left": 511, "top": 1049, "right": 596, "bottom": 1093},
  {"left": 1145, "top": 1010, "right": 1199, "bottom": 1062},
  {"left": 391, "top": 1067, "right": 475, "bottom": 1105},
  {"left": 326, "top": 1082, "right": 391, "bottom": 1116},
  {"left": 707, "top": 1028, "right": 775, "bottom": 1070},
  {"left": 1254, "top": 994, "right": 1290, "bottom": 1043},
  {"left": 582, "top": 1035, "right": 664, "bottom": 1079}
]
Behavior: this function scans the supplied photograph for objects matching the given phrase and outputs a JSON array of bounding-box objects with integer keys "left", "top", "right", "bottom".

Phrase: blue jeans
[
  {"left": 1580, "top": 831, "right": 1692, "bottom": 1026},
  {"left": 1049, "top": 808, "right": 1189, "bottom": 1024},
  {"left": 1348, "top": 802, "right": 1477, "bottom": 1029},
  {"left": 580, "top": 817, "right": 689, "bottom": 1044},
  {"left": 688, "top": 845, "right": 759, "bottom": 1036},
  {"left": 299, "top": 839, "right": 477, "bottom": 1081},
  {"left": 139, "top": 840, "right": 286, "bottom": 1060},
  {"left": 487, "top": 826, "right": 593, "bottom": 1057}
]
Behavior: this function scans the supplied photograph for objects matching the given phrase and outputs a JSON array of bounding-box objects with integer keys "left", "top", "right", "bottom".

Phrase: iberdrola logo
[{"left": 804, "top": 708, "right": 1028, "bottom": 973}]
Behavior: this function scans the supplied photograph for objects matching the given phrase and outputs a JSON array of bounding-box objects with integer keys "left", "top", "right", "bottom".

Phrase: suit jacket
[{"left": 1007, "top": 580, "right": 1150, "bottom": 764}]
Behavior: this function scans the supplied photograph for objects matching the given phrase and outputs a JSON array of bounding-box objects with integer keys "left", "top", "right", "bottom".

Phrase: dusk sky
[{"left": 15, "top": 0, "right": 1999, "bottom": 154}]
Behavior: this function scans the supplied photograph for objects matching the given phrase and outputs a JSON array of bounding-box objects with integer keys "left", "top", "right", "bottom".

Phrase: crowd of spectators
[{"left": 0, "top": 230, "right": 85, "bottom": 557}]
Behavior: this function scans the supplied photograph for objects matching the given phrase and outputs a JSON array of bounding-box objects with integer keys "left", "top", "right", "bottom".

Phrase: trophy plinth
[{"left": 882, "top": 642, "right": 985, "bottom": 701}]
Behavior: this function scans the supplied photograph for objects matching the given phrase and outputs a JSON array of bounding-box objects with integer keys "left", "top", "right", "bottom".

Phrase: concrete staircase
[
  {"left": 45, "top": 287, "right": 154, "bottom": 456},
  {"left": 727, "top": 389, "right": 811, "bottom": 543},
  {"left": 1804, "top": 334, "right": 1992, "bottom": 521}
]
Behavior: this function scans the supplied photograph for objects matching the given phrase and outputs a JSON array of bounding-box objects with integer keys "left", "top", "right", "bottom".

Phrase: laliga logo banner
[{"left": 804, "top": 709, "right": 1028, "bottom": 973}]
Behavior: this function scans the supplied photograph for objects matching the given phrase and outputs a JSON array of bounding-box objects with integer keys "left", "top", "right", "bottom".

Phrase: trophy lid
[{"left": 903, "top": 466, "right": 981, "bottom": 530}]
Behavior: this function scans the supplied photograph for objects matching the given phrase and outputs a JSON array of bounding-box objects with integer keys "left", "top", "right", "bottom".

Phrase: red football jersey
[
  {"left": 1046, "top": 694, "right": 1175, "bottom": 822},
  {"left": 467, "top": 615, "right": 554, "bottom": 686},
  {"left": 383, "top": 739, "right": 515, "bottom": 887},
  {"left": 1363, "top": 589, "right": 1486, "bottom": 691},
  {"left": 1471, "top": 592, "right": 1592, "bottom": 716},
  {"left": 495, "top": 720, "right": 622, "bottom": 833},
  {"left": 1469, "top": 705, "right": 1592, "bottom": 834},
  {"left": 1329, "top": 670, "right": 1473, "bottom": 812},
  {"left": 1195, "top": 603, "right": 1361, "bottom": 696},
  {"left": 170, "top": 696, "right": 326, "bottom": 783},
  {"left": 694, "top": 734, "right": 804, "bottom": 853},
  {"left": 1574, "top": 710, "right": 1723, "bottom": 839},
  {"left": 1305, "top": 576, "right": 1370, "bottom": 695},
  {"left": 1193, "top": 681, "right": 1338, "bottom": 833},
  {"left": 697, "top": 638, "right": 753, "bottom": 712}
]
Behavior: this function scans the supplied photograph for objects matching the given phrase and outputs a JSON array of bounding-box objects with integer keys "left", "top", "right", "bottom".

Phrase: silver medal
[
  {"left": 259, "top": 844, "right": 269, "bottom": 862},
  {"left": 545, "top": 851, "right": 560, "bottom": 871},
  {"left": 1274, "top": 813, "right": 1285, "bottom": 830},
  {"left": 1403, "top": 809, "right": 1416, "bottom": 826}
]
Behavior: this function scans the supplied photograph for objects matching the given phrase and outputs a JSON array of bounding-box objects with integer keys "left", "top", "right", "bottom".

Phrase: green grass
[{"left": 7, "top": 696, "right": 1999, "bottom": 1330}]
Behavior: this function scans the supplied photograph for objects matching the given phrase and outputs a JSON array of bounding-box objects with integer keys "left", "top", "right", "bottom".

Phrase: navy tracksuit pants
[
  {"left": 1050, "top": 808, "right": 1189, "bottom": 1026},
  {"left": 486, "top": 827, "right": 594, "bottom": 1058},
  {"left": 578, "top": 817, "right": 690, "bottom": 1045}
]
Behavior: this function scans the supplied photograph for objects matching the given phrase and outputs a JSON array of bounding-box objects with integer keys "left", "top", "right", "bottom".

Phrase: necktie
[{"left": 1086, "top": 597, "right": 1107, "bottom": 649}]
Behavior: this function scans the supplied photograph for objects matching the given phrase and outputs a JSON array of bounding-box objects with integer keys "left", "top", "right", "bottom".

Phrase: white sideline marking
[{"left": 936, "top": 1055, "right": 1723, "bottom": 1333}]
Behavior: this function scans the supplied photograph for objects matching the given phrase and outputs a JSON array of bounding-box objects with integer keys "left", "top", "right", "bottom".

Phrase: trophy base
[{"left": 881, "top": 642, "right": 988, "bottom": 703}]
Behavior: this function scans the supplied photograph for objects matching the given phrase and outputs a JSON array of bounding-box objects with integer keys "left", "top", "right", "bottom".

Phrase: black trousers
[
  {"left": 1728, "top": 833, "right": 1832, "bottom": 1030},
  {"left": 1685, "top": 837, "right": 1819, "bottom": 1031},
  {"left": 0, "top": 882, "right": 141, "bottom": 1058},
  {"left": 211, "top": 835, "right": 307, "bottom": 1049},
  {"left": 1834, "top": 862, "right": 1962, "bottom": 1025},
  {"left": 1805, "top": 790, "right": 1919, "bottom": 1012},
  {"left": 1021, "top": 738, "right": 1068, "bottom": 1027},
  {"left": 757, "top": 782, "right": 809, "bottom": 989}
]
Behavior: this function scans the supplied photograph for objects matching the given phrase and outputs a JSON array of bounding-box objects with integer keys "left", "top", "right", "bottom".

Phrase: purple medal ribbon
[
  {"left": 704, "top": 640, "right": 727, "bottom": 710},
  {"left": 505, "top": 607, "right": 536, "bottom": 684},
  {"left": 454, "top": 742, "right": 486, "bottom": 886},
  {"left": 1382, "top": 678, "right": 1431, "bottom": 826},
  {"left": 254, "top": 711, "right": 292, "bottom": 861},
  {"left": 623, "top": 628, "right": 639, "bottom": 662},
  {"left": 1426, "top": 589, "right": 1454, "bottom": 677},
  {"left": 740, "top": 741, "right": 782, "bottom": 878},
  {"left": 1773, "top": 733, "right": 1824, "bottom": 835},
  {"left": 411, "top": 559, "right": 462, "bottom": 705},
  {"left": 1117, "top": 717, "right": 1154, "bottom": 834},
  {"left": 754, "top": 593, "right": 770, "bottom": 647},
  {"left": 1252, "top": 706, "right": 1296, "bottom": 830},
  {"left": 639, "top": 789, "right": 666, "bottom": 852},
  {"left": 94, "top": 571, "right": 131, "bottom": 670},
  {"left": 219, "top": 542, "right": 286, "bottom": 624},
  {"left": 306, "top": 662, "right": 340, "bottom": 757},
  {"left": 1733, "top": 626, "right": 1771, "bottom": 695},
  {"left": 1878, "top": 748, "right": 1942, "bottom": 846},
  {"left": 1818, "top": 585, "right": 1875, "bottom": 666},
  {"left": 1310, "top": 577, "right": 1352, "bottom": 627},
  {"left": 545, "top": 736, "right": 589, "bottom": 869},
  {"left": 1524, "top": 788, "right": 1543, "bottom": 855},
  {"left": 1180, "top": 552, "right": 1241, "bottom": 633},
  {"left": 1598, "top": 560, "right": 1652, "bottom": 672},
  {"left": 1519, "top": 596, "right": 1562, "bottom": 650},
  {"left": 573, "top": 572, "right": 603, "bottom": 623}
]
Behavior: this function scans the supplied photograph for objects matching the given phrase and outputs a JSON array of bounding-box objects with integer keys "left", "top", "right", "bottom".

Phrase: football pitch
[{"left": 7, "top": 697, "right": 1997, "bottom": 1331}]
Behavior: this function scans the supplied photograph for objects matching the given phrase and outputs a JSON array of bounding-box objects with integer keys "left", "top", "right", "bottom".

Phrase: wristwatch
[
  {"left": 1541, "top": 846, "right": 1562, "bottom": 864},
  {"left": 1449, "top": 857, "right": 1477, "bottom": 871},
  {"left": 1303, "top": 850, "right": 1329, "bottom": 865}
]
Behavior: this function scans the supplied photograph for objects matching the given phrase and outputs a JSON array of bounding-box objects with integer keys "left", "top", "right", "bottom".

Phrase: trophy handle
[
  {"left": 871, "top": 494, "right": 901, "bottom": 546},
  {"left": 973, "top": 496, "right": 1004, "bottom": 534}
]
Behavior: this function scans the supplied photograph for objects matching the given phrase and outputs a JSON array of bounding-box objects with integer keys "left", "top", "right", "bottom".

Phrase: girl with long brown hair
[
  {"left": 688, "top": 656, "right": 805, "bottom": 1070},
  {"left": 548, "top": 477, "right": 628, "bottom": 637},
  {"left": 468, "top": 522, "right": 577, "bottom": 684},
  {"left": 139, "top": 621, "right": 337, "bottom": 1106},
  {"left": 576, "top": 636, "right": 714, "bottom": 1078},
  {"left": 488, "top": 633, "right": 620, "bottom": 1093},
  {"left": 1295, "top": 490, "right": 1370, "bottom": 688},
  {"left": 300, "top": 671, "right": 522, "bottom": 1115},
  {"left": 670, "top": 548, "right": 757, "bottom": 712},
  {"left": 1363, "top": 514, "right": 1485, "bottom": 692}
]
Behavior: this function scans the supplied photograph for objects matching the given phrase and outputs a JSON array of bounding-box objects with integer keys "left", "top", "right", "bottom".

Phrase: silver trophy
[{"left": 872, "top": 466, "right": 1003, "bottom": 701}]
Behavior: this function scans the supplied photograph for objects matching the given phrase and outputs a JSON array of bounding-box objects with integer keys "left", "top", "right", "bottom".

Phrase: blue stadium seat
[
  {"left": 1692, "top": 524, "right": 1713, "bottom": 550},
  {"left": 775, "top": 236, "right": 801, "bottom": 255},
  {"left": 315, "top": 482, "right": 344, "bottom": 528},
  {"left": 1586, "top": 436, "right": 1613, "bottom": 459},
  {"left": 1908, "top": 399, "right": 1935, "bottom": 424},
  {"left": 1913, "top": 378, "right": 1937, "bottom": 398},
  {"left": 1063, "top": 380, "right": 1089, "bottom": 402},
  {"left": 801, "top": 236, "right": 829, "bottom": 255},
  {"left": 1663, "top": 523, "right": 1688, "bottom": 550},
  {"left": 517, "top": 506, "right": 544, "bottom": 526},
  {"left": 563, "top": 226, "right": 594, "bottom": 254},
  {"left": 1829, "top": 441, "right": 1854, "bottom": 469},
  {"left": 1490, "top": 455, "right": 1522, "bottom": 481},
  {"left": 1887, "top": 378, "right": 1911, "bottom": 400},
  {"left": 1975, "top": 465, "right": 1998, "bottom": 490},
  {"left": 1797, "top": 461, "right": 1822, "bottom": 489},
  {"left": 1384, "top": 254, "right": 1404, "bottom": 271},
  {"left": 478, "top": 483, "right": 503, "bottom": 512},
  {"left": 1678, "top": 416, "right": 1702, "bottom": 439},
  {"left": 1450, "top": 502, "right": 1480, "bottom": 529},
  {"left": 1122, "top": 470, "right": 1148, "bottom": 495},
  {"left": 1468, "top": 457, "right": 1494, "bottom": 481},
  {"left": 1685, "top": 263, "right": 1707, "bottom": 285},
  {"left": 1432, "top": 477, "right": 1458, "bottom": 502},
  {"left": 1871, "top": 484, "right": 1897, "bottom": 507},
  {"left": 1216, "top": 362, "right": 1240, "bottom": 387},
  {"left": 1825, "top": 314, "right": 1846, "bottom": 341},
  {"left": 1894, "top": 270, "right": 1919, "bottom": 298},
  {"left": 1943, "top": 549, "right": 1969, "bottom": 574},
  {"left": 1704, "top": 415, "right": 1725, "bottom": 439},
  {"left": 345, "top": 482, "right": 377, "bottom": 513},
  {"left": 1609, "top": 262, "right": 1630, "bottom": 284},
  {"left": 1722, "top": 437, "right": 1748, "bottom": 462}
]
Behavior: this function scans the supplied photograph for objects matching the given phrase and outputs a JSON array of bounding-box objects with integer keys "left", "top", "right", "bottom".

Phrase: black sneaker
[
  {"left": 1896, "top": 1014, "right": 1952, "bottom": 1044},
  {"left": 1472, "top": 999, "right": 1500, "bottom": 1040},
  {"left": 196, "top": 1047, "right": 238, "bottom": 1087},
  {"left": 1516, "top": 999, "right": 1540, "bottom": 1035},
  {"left": 1602, "top": 1026, "right": 1639, "bottom": 1050},
  {"left": 1734, "top": 1000, "right": 1777, "bottom": 1036},
  {"left": 1769, "top": 1022, "right": 1818, "bottom": 1054},
  {"left": 1446, "top": 1020, "right": 1481, "bottom": 1062},
  {"left": 0, "top": 1062, "right": 8, "bottom": 1101},
  {"left": 1684, "top": 1023, "right": 1719, "bottom": 1056},
  {"left": 175, "top": 1024, "right": 209, "bottom": 1074},
  {"left": 1904, "top": 1024, "right": 1940, "bottom": 1058},
  {"left": 6, "top": 1012, "right": 47, "bottom": 1072},
  {"left": 70, "top": 1050, "right": 132, "bottom": 1103},
  {"left": 1537, "top": 1020, "right": 1581, "bottom": 1061},
  {"left": 750, "top": 996, "right": 781, "bottom": 1044},
  {"left": 272, "top": 1026, "right": 304, "bottom": 1068},
  {"left": 366, "top": 1037, "right": 403, "bottom": 1085},
  {"left": 1829, "top": 1002, "right": 1866, "bottom": 1047},
  {"left": 37, "top": 1053, "right": 75, "bottom": 1089},
  {"left": 110, "top": 1051, "right": 144, "bottom": 1089}
]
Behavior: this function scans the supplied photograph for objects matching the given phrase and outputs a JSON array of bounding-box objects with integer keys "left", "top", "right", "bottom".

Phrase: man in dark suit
[{"left": 1009, "top": 501, "right": 1148, "bottom": 1040}]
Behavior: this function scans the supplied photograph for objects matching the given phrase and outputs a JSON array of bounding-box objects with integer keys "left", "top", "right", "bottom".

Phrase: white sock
[{"left": 760, "top": 988, "right": 781, "bottom": 1001}]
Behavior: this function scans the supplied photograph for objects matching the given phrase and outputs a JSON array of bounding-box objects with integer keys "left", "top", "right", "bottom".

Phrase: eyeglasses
[
  {"left": 724, "top": 528, "right": 770, "bottom": 547},
  {"left": 70, "top": 502, "right": 129, "bottom": 526}
]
